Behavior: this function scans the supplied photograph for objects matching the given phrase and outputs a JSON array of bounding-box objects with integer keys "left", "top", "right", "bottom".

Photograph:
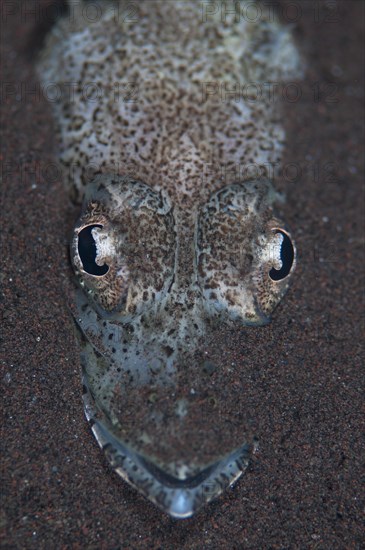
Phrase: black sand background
[{"left": 1, "top": 1, "right": 364, "bottom": 548}]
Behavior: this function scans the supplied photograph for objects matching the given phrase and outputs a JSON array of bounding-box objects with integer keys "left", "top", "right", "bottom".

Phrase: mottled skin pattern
[{"left": 38, "top": 0, "right": 303, "bottom": 517}]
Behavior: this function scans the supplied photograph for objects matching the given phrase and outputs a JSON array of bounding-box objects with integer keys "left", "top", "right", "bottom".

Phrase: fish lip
[{"left": 82, "top": 372, "right": 255, "bottom": 519}]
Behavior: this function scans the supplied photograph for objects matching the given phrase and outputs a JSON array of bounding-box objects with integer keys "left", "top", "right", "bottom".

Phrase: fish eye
[
  {"left": 77, "top": 225, "right": 109, "bottom": 276},
  {"left": 269, "top": 230, "right": 294, "bottom": 281}
]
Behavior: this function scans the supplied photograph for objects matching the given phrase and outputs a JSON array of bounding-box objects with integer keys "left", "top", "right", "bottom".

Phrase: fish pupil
[
  {"left": 78, "top": 225, "right": 109, "bottom": 276},
  {"left": 269, "top": 231, "right": 294, "bottom": 281}
]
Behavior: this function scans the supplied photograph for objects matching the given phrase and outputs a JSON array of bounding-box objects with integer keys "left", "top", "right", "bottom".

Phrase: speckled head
[
  {"left": 69, "top": 173, "right": 296, "bottom": 516},
  {"left": 71, "top": 174, "right": 295, "bottom": 328},
  {"left": 38, "top": 0, "right": 303, "bottom": 518}
]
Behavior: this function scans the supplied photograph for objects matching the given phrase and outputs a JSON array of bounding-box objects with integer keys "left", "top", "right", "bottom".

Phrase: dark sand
[{"left": 1, "top": 1, "right": 364, "bottom": 547}]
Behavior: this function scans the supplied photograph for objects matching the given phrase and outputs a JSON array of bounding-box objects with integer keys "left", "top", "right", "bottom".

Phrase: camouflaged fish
[{"left": 38, "top": 0, "right": 303, "bottom": 518}]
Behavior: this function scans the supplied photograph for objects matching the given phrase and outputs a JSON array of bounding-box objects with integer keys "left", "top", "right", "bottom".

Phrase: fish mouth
[
  {"left": 69, "top": 282, "right": 258, "bottom": 517},
  {"left": 82, "top": 372, "right": 256, "bottom": 519}
]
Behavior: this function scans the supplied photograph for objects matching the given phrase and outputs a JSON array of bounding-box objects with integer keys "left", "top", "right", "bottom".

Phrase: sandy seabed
[{"left": 1, "top": 1, "right": 364, "bottom": 548}]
